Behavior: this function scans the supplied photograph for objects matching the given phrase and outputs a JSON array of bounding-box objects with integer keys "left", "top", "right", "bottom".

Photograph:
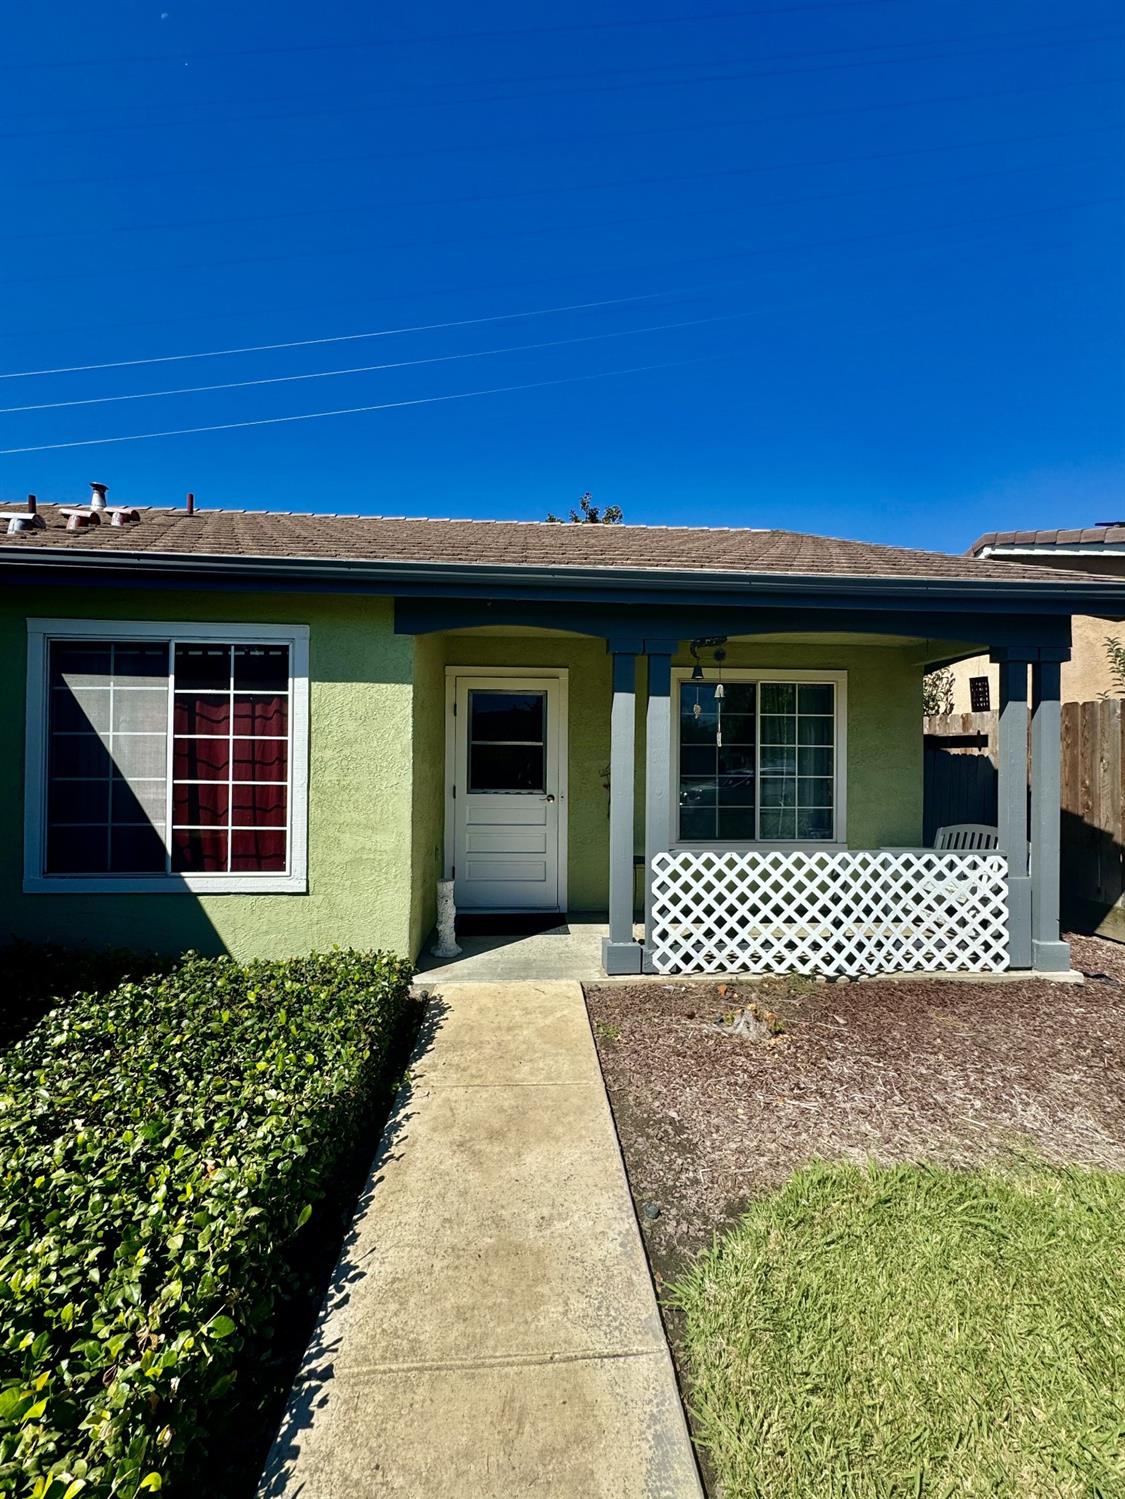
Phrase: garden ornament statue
[{"left": 432, "top": 877, "right": 461, "bottom": 958}]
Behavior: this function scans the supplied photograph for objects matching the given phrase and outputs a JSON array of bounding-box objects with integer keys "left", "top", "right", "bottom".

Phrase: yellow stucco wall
[{"left": 947, "top": 615, "right": 1118, "bottom": 711}]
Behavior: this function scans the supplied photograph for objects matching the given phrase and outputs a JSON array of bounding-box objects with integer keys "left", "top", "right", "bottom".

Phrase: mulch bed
[{"left": 586, "top": 934, "right": 1125, "bottom": 1282}]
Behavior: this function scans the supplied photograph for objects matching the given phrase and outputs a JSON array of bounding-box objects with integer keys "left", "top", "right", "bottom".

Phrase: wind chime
[{"left": 689, "top": 637, "right": 729, "bottom": 744}]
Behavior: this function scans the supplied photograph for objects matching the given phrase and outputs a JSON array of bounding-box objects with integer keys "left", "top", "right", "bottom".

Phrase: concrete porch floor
[
  {"left": 415, "top": 914, "right": 619, "bottom": 984},
  {"left": 412, "top": 917, "right": 1084, "bottom": 987}
]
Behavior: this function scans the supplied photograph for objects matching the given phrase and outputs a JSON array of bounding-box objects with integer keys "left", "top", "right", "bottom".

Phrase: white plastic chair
[{"left": 934, "top": 823, "right": 1000, "bottom": 851}]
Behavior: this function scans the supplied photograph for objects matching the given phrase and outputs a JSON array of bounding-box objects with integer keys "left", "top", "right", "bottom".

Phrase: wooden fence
[{"left": 924, "top": 702, "right": 1125, "bottom": 941}]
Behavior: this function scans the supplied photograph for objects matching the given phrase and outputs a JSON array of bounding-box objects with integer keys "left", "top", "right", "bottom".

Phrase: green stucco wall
[
  {"left": 0, "top": 586, "right": 421, "bottom": 961},
  {"left": 408, "top": 630, "right": 446, "bottom": 955},
  {"left": 435, "top": 633, "right": 616, "bottom": 911},
  {"left": 0, "top": 588, "right": 925, "bottom": 962},
  {"left": 422, "top": 633, "right": 925, "bottom": 913},
  {"left": 706, "top": 640, "right": 924, "bottom": 852}
]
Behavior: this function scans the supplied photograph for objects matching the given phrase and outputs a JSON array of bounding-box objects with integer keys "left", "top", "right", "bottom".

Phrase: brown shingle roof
[
  {"left": 0, "top": 502, "right": 1115, "bottom": 586},
  {"left": 969, "top": 525, "right": 1125, "bottom": 554}
]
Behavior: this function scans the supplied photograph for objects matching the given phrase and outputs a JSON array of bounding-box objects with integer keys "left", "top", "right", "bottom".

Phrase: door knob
[{"left": 544, "top": 793, "right": 556, "bottom": 803}]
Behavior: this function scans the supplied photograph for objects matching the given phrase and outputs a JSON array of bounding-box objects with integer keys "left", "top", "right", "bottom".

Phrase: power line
[
  {"left": 0, "top": 1, "right": 905, "bottom": 72},
  {"left": 8, "top": 122, "right": 1118, "bottom": 289},
  {"left": 1, "top": 22, "right": 1108, "bottom": 140},
  {"left": 17, "top": 33, "right": 1125, "bottom": 194},
  {"left": 3, "top": 205, "right": 1095, "bottom": 350},
  {"left": 10, "top": 73, "right": 1121, "bottom": 245},
  {"left": 0, "top": 312, "right": 746, "bottom": 412},
  {"left": 4, "top": 189, "right": 1119, "bottom": 382},
  {"left": 0, "top": 359, "right": 716, "bottom": 453},
  {"left": 0, "top": 292, "right": 671, "bottom": 380},
  {"left": 2, "top": 156, "right": 1112, "bottom": 309}
]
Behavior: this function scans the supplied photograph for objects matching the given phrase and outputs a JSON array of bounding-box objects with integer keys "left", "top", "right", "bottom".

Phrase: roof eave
[{"left": 2, "top": 545, "right": 1125, "bottom": 616}]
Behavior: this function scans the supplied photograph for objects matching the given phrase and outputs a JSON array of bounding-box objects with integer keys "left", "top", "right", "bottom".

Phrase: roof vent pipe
[
  {"left": 186, "top": 491, "right": 195, "bottom": 515},
  {"left": 6, "top": 494, "right": 46, "bottom": 534},
  {"left": 89, "top": 482, "right": 108, "bottom": 510}
]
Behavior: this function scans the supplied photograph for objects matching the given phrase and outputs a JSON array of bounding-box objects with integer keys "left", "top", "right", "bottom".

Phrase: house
[
  {"left": 948, "top": 524, "right": 1125, "bottom": 710},
  {"left": 3, "top": 491, "right": 1124, "bottom": 979}
]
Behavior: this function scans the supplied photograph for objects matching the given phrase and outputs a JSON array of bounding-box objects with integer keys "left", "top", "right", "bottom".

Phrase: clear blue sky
[{"left": 2, "top": 0, "right": 1122, "bottom": 550}]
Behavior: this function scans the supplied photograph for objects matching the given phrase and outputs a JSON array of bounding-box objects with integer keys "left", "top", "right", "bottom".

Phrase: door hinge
[
  {"left": 452, "top": 784, "right": 456, "bottom": 798},
  {"left": 451, "top": 864, "right": 456, "bottom": 877},
  {"left": 452, "top": 701, "right": 457, "bottom": 715}
]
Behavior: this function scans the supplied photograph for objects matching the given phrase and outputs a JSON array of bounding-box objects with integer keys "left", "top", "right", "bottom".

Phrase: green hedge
[{"left": 0, "top": 948, "right": 415, "bottom": 1498}]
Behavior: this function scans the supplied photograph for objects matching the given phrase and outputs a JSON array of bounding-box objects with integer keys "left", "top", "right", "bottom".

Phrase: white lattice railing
[{"left": 648, "top": 849, "right": 1009, "bottom": 977}]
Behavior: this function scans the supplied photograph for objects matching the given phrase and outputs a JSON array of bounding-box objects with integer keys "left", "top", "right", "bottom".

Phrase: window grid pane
[
  {"left": 678, "top": 679, "right": 835, "bottom": 844},
  {"left": 46, "top": 641, "right": 170, "bottom": 874},
  {"left": 171, "top": 642, "right": 290, "bottom": 874},
  {"left": 467, "top": 690, "right": 547, "bottom": 792},
  {"left": 757, "top": 680, "right": 835, "bottom": 841}
]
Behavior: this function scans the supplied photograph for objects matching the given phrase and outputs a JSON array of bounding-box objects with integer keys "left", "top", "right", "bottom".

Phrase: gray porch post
[
  {"left": 602, "top": 644, "right": 642, "bottom": 975},
  {"left": 993, "top": 651, "right": 1032, "bottom": 968},
  {"left": 642, "top": 646, "right": 675, "bottom": 974},
  {"left": 1030, "top": 653, "right": 1071, "bottom": 972}
]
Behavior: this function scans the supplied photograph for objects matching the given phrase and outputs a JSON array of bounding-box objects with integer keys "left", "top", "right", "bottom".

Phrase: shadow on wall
[
  {"left": 922, "top": 743, "right": 1125, "bottom": 943},
  {"left": 0, "top": 941, "right": 176, "bottom": 1050},
  {"left": 922, "top": 744, "right": 998, "bottom": 845},
  {"left": 1062, "top": 807, "right": 1125, "bottom": 943},
  {"left": 256, "top": 990, "right": 450, "bottom": 1496},
  {"left": 7, "top": 896, "right": 231, "bottom": 964}
]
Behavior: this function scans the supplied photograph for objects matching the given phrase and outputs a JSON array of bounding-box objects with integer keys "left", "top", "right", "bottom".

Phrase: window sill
[
  {"left": 23, "top": 873, "right": 308, "bottom": 895},
  {"left": 671, "top": 840, "right": 847, "bottom": 854}
]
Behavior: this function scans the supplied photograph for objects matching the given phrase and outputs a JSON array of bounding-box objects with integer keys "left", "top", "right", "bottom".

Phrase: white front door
[{"left": 450, "top": 674, "right": 565, "bottom": 912}]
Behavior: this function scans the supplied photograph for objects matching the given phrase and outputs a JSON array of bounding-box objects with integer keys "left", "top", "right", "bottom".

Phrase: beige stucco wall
[{"left": 947, "top": 615, "right": 1118, "bottom": 711}]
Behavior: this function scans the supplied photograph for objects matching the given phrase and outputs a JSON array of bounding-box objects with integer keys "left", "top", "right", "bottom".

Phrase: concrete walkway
[{"left": 259, "top": 980, "right": 703, "bottom": 1499}]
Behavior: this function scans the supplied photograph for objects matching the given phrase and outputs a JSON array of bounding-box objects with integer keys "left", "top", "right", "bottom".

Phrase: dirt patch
[{"left": 587, "top": 935, "right": 1125, "bottom": 1284}]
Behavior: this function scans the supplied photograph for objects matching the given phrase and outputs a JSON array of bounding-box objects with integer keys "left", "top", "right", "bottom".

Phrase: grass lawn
[
  {"left": 671, "top": 1160, "right": 1125, "bottom": 1499},
  {"left": 588, "top": 938, "right": 1125, "bottom": 1498}
]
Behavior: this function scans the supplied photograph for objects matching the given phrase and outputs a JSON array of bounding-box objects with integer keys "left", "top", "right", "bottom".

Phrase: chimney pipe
[
  {"left": 186, "top": 491, "right": 195, "bottom": 515},
  {"left": 27, "top": 493, "right": 36, "bottom": 516},
  {"left": 90, "top": 482, "right": 108, "bottom": 510}
]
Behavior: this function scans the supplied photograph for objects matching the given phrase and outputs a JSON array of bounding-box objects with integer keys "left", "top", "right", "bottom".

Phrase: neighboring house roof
[
  {"left": 0, "top": 501, "right": 1115, "bottom": 587},
  {"left": 969, "top": 525, "right": 1125, "bottom": 555}
]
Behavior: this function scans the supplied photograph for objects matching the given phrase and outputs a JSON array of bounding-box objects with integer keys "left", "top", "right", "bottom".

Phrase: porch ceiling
[
  {"left": 725, "top": 631, "right": 923, "bottom": 647},
  {"left": 397, "top": 596, "right": 1063, "bottom": 656},
  {"left": 444, "top": 624, "right": 588, "bottom": 638},
  {"left": 440, "top": 625, "right": 984, "bottom": 659}
]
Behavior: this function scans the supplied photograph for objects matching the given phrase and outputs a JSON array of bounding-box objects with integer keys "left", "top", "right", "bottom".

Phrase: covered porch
[{"left": 399, "top": 591, "right": 1079, "bottom": 981}]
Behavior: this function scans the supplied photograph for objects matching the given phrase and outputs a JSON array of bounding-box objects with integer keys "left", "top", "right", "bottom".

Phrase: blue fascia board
[{"left": 2, "top": 546, "right": 1124, "bottom": 622}]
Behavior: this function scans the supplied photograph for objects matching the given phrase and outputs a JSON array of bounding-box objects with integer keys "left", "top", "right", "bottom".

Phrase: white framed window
[
  {"left": 672, "top": 668, "right": 847, "bottom": 847},
  {"left": 24, "top": 619, "right": 309, "bottom": 894}
]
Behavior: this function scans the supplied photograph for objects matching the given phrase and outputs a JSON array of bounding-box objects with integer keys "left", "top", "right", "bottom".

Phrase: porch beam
[
  {"left": 992, "top": 650, "right": 1032, "bottom": 968},
  {"left": 602, "top": 647, "right": 642, "bottom": 975},
  {"left": 393, "top": 598, "right": 1076, "bottom": 651},
  {"left": 1030, "top": 654, "right": 1071, "bottom": 972},
  {"left": 642, "top": 651, "right": 673, "bottom": 974}
]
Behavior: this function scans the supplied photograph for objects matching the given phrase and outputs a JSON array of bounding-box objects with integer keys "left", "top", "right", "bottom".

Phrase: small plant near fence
[
  {"left": 0, "top": 947, "right": 415, "bottom": 1498},
  {"left": 1103, "top": 635, "right": 1125, "bottom": 697},
  {"left": 922, "top": 666, "right": 955, "bottom": 717}
]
